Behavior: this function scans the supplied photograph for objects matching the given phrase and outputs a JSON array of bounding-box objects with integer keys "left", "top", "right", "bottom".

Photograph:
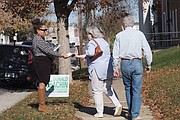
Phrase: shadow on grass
[
  {"left": 27, "top": 100, "right": 70, "bottom": 112},
  {"left": 28, "top": 103, "right": 38, "bottom": 110},
  {"left": 72, "top": 68, "right": 89, "bottom": 80}
]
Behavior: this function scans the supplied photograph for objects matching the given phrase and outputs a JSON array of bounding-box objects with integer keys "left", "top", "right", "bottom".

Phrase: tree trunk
[{"left": 57, "top": 18, "right": 72, "bottom": 83}]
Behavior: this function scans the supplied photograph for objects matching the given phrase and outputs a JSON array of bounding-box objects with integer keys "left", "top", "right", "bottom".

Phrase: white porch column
[{"left": 139, "top": 0, "right": 151, "bottom": 41}]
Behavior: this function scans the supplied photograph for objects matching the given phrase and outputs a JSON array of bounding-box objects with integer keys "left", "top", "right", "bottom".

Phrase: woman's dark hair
[{"left": 32, "top": 18, "right": 45, "bottom": 34}]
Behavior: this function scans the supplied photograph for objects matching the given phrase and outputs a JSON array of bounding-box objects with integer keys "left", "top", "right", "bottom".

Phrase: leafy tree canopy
[
  {"left": 0, "top": 0, "right": 52, "bottom": 38},
  {"left": 0, "top": 0, "right": 51, "bottom": 20}
]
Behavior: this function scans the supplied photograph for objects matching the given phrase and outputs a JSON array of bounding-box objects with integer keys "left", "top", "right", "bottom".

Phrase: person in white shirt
[
  {"left": 75, "top": 26, "right": 122, "bottom": 118},
  {"left": 112, "top": 15, "right": 152, "bottom": 120}
]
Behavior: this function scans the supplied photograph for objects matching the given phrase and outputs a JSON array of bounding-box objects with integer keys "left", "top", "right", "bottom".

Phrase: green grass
[
  {"left": 151, "top": 47, "right": 180, "bottom": 70},
  {"left": 142, "top": 46, "right": 180, "bottom": 120},
  {"left": 72, "top": 68, "right": 88, "bottom": 80},
  {"left": 0, "top": 80, "right": 91, "bottom": 120}
]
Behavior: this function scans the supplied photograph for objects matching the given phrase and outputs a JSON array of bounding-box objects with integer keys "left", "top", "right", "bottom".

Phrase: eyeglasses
[{"left": 38, "top": 28, "right": 47, "bottom": 32}]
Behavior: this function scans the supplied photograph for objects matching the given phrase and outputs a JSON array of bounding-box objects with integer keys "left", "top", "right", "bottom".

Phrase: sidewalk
[
  {"left": 0, "top": 91, "right": 32, "bottom": 113},
  {"left": 75, "top": 78, "right": 153, "bottom": 120}
]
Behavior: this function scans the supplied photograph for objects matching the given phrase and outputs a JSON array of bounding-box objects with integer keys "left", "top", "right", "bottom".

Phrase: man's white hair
[
  {"left": 123, "top": 15, "right": 134, "bottom": 27},
  {"left": 86, "top": 26, "right": 104, "bottom": 38}
]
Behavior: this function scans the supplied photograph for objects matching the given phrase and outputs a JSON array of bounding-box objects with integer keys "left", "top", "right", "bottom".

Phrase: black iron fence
[{"left": 145, "top": 32, "right": 180, "bottom": 50}]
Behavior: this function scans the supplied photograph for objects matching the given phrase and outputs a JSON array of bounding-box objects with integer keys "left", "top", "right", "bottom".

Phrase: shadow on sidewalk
[{"left": 74, "top": 102, "right": 129, "bottom": 118}]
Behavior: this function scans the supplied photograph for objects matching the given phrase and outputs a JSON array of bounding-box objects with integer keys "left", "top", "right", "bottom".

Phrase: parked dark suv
[{"left": 0, "top": 44, "right": 37, "bottom": 87}]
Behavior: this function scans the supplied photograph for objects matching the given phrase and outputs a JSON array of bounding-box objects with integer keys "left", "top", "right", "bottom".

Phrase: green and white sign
[{"left": 46, "top": 75, "right": 69, "bottom": 97}]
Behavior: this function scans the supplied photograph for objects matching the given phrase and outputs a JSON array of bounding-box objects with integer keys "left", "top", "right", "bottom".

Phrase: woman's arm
[
  {"left": 35, "top": 36, "right": 61, "bottom": 57},
  {"left": 75, "top": 54, "right": 86, "bottom": 59}
]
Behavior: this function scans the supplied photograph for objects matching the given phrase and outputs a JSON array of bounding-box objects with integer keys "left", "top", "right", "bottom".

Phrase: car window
[
  {"left": 0, "top": 45, "right": 31, "bottom": 64},
  {"left": 13, "top": 47, "right": 28, "bottom": 55}
]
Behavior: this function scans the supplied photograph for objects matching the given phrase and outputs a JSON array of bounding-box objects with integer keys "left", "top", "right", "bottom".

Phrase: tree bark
[
  {"left": 53, "top": 0, "right": 76, "bottom": 83},
  {"left": 57, "top": 18, "right": 72, "bottom": 83}
]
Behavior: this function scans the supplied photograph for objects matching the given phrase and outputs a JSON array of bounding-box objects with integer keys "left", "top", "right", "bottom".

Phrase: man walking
[{"left": 112, "top": 15, "right": 152, "bottom": 120}]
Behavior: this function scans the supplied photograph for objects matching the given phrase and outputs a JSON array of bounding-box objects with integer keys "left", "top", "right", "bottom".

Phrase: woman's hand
[
  {"left": 145, "top": 67, "right": 151, "bottom": 74},
  {"left": 61, "top": 53, "right": 69, "bottom": 59},
  {"left": 113, "top": 70, "right": 119, "bottom": 77}
]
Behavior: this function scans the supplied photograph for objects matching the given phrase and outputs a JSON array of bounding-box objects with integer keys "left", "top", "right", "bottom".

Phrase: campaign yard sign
[{"left": 46, "top": 75, "right": 69, "bottom": 97}]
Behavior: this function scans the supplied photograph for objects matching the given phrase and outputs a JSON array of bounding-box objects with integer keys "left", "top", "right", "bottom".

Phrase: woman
[
  {"left": 32, "top": 19, "right": 67, "bottom": 114},
  {"left": 75, "top": 26, "right": 122, "bottom": 118}
]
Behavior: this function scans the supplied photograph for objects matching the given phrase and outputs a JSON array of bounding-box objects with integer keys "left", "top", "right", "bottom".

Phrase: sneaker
[
  {"left": 94, "top": 113, "right": 103, "bottom": 118},
  {"left": 132, "top": 116, "right": 142, "bottom": 120},
  {"left": 114, "top": 104, "right": 122, "bottom": 116}
]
